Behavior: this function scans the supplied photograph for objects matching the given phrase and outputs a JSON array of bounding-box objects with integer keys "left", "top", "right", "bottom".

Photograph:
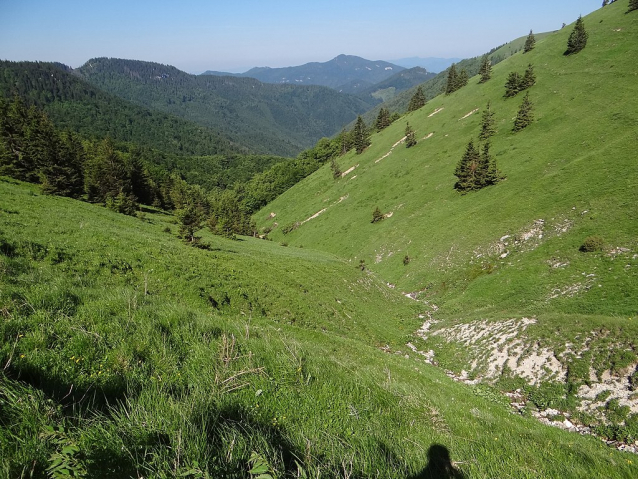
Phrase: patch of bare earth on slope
[{"left": 403, "top": 309, "right": 638, "bottom": 453}]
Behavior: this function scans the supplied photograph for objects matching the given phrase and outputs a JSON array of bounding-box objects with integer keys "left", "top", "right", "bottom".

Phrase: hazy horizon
[{"left": 2, "top": 0, "right": 601, "bottom": 74}]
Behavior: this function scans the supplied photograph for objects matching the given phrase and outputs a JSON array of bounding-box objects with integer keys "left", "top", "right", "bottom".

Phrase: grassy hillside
[
  {"left": 76, "top": 58, "right": 374, "bottom": 157},
  {"left": 361, "top": 31, "right": 553, "bottom": 125},
  {"left": 2, "top": 177, "right": 637, "bottom": 477},
  {"left": 255, "top": 1, "right": 638, "bottom": 429}
]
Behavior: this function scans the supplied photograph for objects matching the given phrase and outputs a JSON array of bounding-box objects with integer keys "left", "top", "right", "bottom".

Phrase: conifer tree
[
  {"left": 371, "top": 206, "right": 384, "bottom": 223},
  {"left": 513, "top": 92, "right": 534, "bottom": 132},
  {"left": 524, "top": 30, "right": 536, "bottom": 53},
  {"left": 445, "top": 64, "right": 458, "bottom": 95},
  {"left": 405, "top": 123, "right": 416, "bottom": 148},
  {"left": 504, "top": 72, "right": 522, "bottom": 97},
  {"left": 628, "top": 0, "right": 638, "bottom": 12},
  {"left": 454, "top": 139, "right": 480, "bottom": 192},
  {"left": 353, "top": 116, "right": 370, "bottom": 154},
  {"left": 478, "top": 55, "right": 492, "bottom": 83},
  {"left": 330, "top": 157, "right": 342, "bottom": 179},
  {"left": 408, "top": 86, "right": 427, "bottom": 112},
  {"left": 457, "top": 69, "right": 469, "bottom": 89},
  {"left": 479, "top": 101, "right": 496, "bottom": 141},
  {"left": 477, "top": 141, "right": 501, "bottom": 187},
  {"left": 375, "top": 108, "right": 391, "bottom": 131},
  {"left": 521, "top": 64, "right": 536, "bottom": 89},
  {"left": 177, "top": 204, "right": 204, "bottom": 242},
  {"left": 565, "top": 16, "right": 588, "bottom": 55}
]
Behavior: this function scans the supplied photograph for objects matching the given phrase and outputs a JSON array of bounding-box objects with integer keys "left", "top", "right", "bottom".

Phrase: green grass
[
  {"left": 253, "top": 1, "right": 638, "bottom": 446},
  {"left": 2, "top": 178, "right": 637, "bottom": 477}
]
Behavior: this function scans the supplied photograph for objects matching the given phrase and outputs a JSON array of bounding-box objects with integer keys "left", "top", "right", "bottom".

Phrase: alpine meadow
[{"left": 1, "top": 2, "right": 638, "bottom": 478}]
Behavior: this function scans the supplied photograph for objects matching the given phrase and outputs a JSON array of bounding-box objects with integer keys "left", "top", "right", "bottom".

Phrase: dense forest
[
  {"left": 75, "top": 58, "right": 374, "bottom": 156},
  {"left": 0, "top": 61, "right": 242, "bottom": 156}
]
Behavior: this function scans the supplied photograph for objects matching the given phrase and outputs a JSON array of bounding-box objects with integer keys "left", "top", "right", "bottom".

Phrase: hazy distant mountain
[
  {"left": 390, "top": 57, "right": 462, "bottom": 73},
  {"left": 202, "top": 54, "right": 404, "bottom": 91}
]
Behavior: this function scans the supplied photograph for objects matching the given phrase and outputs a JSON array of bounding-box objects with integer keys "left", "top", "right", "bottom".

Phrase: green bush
[{"left": 579, "top": 235, "right": 604, "bottom": 252}]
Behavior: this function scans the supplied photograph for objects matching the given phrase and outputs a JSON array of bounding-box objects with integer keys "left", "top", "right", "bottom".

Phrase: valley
[{"left": 2, "top": 1, "right": 638, "bottom": 477}]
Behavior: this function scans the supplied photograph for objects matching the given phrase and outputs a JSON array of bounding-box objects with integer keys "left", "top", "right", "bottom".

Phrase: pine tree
[
  {"left": 353, "top": 116, "right": 370, "bottom": 154},
  {"left": 445, "top": 64, "right": 458, "bottom": 95},
  {"left": 330, "top": 157, "right": 342, "bottom": 179},
  {"left": 565, "top": 16, "right": 588, "bottom": 55},
  {"left": 375, "top": 107, "right": 391, "bottom": 131},
  {"left": 513, "top": 92, "right": 534, "bottom": 132},
  {"left": 479, "top": 101, "right": 496, "bottom": 141},
  {"left": 628, "top": 0, "right": 638, "bottom": 12},
  {"left": 456, "top": 69, "right": 469, "bottom": 89},
  {"left": 478, "top": 55, "right": 492, "bottom": 83},
  {"left": 477, "top": 141, "right": 501, "bottom": 187},
  {"left": 405, "top": 123, "right": 416, "bottom": 148},
  {"left": 504, "top": 72, "right": 522, "bottom": 97},
  {"left": 177, "top": 204, "right": 204, "bottom": 242},
  {"left": 521, "top": 64, "right": 536, "bottom": 89},
  {"left": 454, "top": 139, "right": 480, "bottom": 192},
  {"left": 408, "top": 86, "right": 426, "bottom": 112},
  {"left": 523, "top": 30, "right": 536, "bottom": 53}
]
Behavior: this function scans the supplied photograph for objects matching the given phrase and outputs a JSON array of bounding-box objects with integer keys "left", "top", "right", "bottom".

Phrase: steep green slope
[
  {"left": 256, "top": 1, "right": 638, "bottom": 414},
  {"left": 76, "top": 58, "right": 374, "bottom": 157},
  {"left": 362, "top": 31, "right": 553, "bottom": 124},
  {"left": 0, "top": 61, "right": 243, "bottom": 156},
  {"left": 2, "top": 178, "right": 637, "bottom": 478}
]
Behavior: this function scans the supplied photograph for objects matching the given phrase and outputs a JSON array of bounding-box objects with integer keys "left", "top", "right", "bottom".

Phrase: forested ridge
[
  {"left": 75, "top": 57, "right": 374, "bottom": 157},
  {"left": 0, "top": 61, "right": 242, "bottom": 156}
]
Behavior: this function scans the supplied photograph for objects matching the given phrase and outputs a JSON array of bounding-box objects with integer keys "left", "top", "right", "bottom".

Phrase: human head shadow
[{"left": 408, "top": 444, "right": 467, "bottom": 479}]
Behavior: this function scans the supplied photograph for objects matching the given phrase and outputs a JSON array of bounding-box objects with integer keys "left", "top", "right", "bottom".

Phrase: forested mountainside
[
  {"left": 0, "top": 61, "right": 243, "bottom": 156},
  {"left": 203, "top": 54, "right": 404, "bottom": 90},
  {"left": 75, "top": 58, "right": 374, "bottom": 156}
]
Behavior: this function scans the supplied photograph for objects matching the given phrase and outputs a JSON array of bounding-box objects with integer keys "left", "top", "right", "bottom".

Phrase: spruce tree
[
  {"left": 408, "top": 86, "right": 427, "bottom": 112},
  {"left": 330, "top": 157, "right": 342, "bottom": 179},
  {"left": 479, "top": 101, "right": 496, "bottom": 141},
  {"left": 454, "top": 139, "right": 480, "bottom": 192},
  {"left": 513, "top": 92, "right": 534, "bottom": 132},
  {"left": 521, "top": 63, "right": 536, "bottom": 89},
  {"left": 405, "top": 123, "right": 416, "bottom": 148},
  {"left": 504, "top": 72, "right": 522, "bottom": 97},
  {"left": 628, "top": 0, "right": 638, "bottom": 12},
  {"left": 353, "top": 116, "right": 370, "bottom": 154},
  {"left": 478, "top": 55, "right": 492, "bottom": 83},
  {"left": 375, "top": 108, "right": 391, "bottom": 131},
  {"left": 565, "top": 16, "right": 588, "bottom": 55},
  {"left": 523, "top": 30, "right": 536, "bottom": 53},
  {"left": 477, "top": 141, "right": 501, "bottom": 187},
  {"left": 456, "top": 69, "right": 469, "bottom": 90},
  {"left": 445, "top": 64, "right": 458, "bottom": 95}
]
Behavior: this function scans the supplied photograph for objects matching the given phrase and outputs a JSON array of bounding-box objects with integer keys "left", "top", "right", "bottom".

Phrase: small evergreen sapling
[
  {"left": 330, "top": 157, "right": 341, "bottom": 179},
  {"left": 479, "top": 101, "right": 496, "bottom": 141},
  {"left": 405, "top": 123, "right": 417, "bottom": 148},
  {"left": 371, "top": 207, "right": 384, "bottom": 223},
  {"left": 565, "top": 16, "right": 588, "bottom": 55},
  {"left": 521, "top": 64, "right": 536, "bottom": 89},
  {"left": 513, "top": 92, "right": 534, "bottom": 132}
]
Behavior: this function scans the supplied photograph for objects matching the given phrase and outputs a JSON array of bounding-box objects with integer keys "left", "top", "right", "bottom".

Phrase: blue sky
[{"left": 1, "top": 0, "right": 602, "bottom": 73}]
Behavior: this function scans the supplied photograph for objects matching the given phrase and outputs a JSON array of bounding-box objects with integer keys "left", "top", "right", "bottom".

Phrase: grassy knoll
[{"left": 2, "top": 178, "right": 637, "bottom": 477}]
